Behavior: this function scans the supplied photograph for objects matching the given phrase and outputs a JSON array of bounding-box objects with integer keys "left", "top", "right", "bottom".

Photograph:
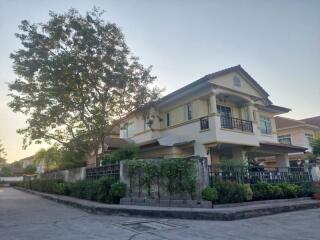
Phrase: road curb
[{"left": 15, "top": 187, "right": 320, "bottom": 221}]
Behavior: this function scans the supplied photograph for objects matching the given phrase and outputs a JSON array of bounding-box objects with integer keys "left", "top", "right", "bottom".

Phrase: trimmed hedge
[
  {"left": 16, "top": 177, "right": 126, "bottom": 204},
  {"left": 251, "top": 182, "right": 302, "bottom": 200},
  {"left": 205, "top": 181, "right": 312, "bottom": 204},
  {"left": 214, "top": 181, "right": 253, "bottom": 204}
]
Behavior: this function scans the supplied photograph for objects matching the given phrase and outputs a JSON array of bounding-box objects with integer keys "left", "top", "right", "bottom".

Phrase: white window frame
[
  {"left": 260, "top": 116, "right": 272, "bottom": 135},
  {"left": 233, "top": 76, "right": 241, "bottom": 87},
  {"left": 166, "top": 112, "right": 170, "bottom": 127},
  {"left": 144, "top": 116, "right": 150, "bottom": 131},
  {"left": 278, "top": 134, "right": 292, "bottom": 145},
  {"left": 305, "top": 133, "right": 314, "bottom": 146},
  {"left": 185, "top": 103, "right": 192, "bottom": 121}
]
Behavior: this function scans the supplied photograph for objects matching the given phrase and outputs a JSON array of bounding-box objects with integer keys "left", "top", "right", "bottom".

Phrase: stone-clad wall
[{"left": 40, "top": 167, "right": 86, "bottom": 182}]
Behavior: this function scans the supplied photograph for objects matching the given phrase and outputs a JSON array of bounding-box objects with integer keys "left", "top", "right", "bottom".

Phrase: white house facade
[{"left": 119, "top": 65, "right": 306, "bottom": 167}]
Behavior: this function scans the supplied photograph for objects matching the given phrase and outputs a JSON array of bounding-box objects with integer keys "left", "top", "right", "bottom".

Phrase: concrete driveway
[{"left": 1, "top": 187, "right": 319, "bottom": 240}]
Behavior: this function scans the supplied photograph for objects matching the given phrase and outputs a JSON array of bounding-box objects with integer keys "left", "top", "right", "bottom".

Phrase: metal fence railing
[
  {"left": 86, "top": 164, "right": 120, "bottom": 180},
  {"left": 208, "top": 164, "right": 312, "bottom": 185}
]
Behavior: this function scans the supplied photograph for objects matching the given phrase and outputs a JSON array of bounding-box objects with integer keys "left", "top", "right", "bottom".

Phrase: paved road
[{"left": 1, "top": 187, "right": 320, "bottom": 240}]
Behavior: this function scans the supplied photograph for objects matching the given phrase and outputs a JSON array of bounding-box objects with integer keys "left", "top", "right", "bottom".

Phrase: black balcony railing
[
  {"left": 220, "top": 116, "right": 253, "bottom": 132},
  {"left": 200, "top": 117, "right": 209, "bottom": 130}
]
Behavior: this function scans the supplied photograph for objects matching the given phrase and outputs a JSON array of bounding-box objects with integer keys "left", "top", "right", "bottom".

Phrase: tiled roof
[
  {"left": 274, "top": 117, "right": 305, "bottom": 129},
  {"left": 300, "top": 116, "right": 320, "bottom": 128},
  {"left": 104, "top": 137, "right": 129, "bottom": 149},
  {"left": 125, "top": 65, "right": 273, "bottom": 118},
  {"left": 275, "top": 116, "right": 320, "bottom": 130}
]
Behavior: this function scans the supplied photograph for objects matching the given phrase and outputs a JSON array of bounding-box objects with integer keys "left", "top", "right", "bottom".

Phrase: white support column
[
  {"left": 276, "top": 154, "right": 290, "bottom": 171},
  {"left": 247, "top": 103, "right": 255, "bottom": 122},
  {"left": 209, "top": 93, "right": 217, "bottom": 114},
  {"left": 194, "top": 143, "right": 209, "bottom": 159},
  {"left": 232, "top": 148, "right": 248, "bottom": 165}
]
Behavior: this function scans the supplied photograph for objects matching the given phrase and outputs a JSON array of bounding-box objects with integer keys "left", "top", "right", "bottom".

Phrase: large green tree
[{"left": 8, "top": 8, "right": 161, "bottom": 165}]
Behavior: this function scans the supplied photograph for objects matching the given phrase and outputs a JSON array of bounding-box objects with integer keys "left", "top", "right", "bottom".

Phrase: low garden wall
[{"left": 40, "top": 167, "right": 86, "bottom": 182}]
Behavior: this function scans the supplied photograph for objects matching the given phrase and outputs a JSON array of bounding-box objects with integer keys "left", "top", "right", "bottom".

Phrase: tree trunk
[{"left": 94, "top": 148, "right": 100, "bottom": 167}]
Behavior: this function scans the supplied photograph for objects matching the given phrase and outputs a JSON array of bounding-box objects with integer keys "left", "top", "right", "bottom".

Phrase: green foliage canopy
[
  {"left": 8, "top": 8, "right": 161, "bottom": 161},
  {"left": 101, "top": 144, "right": 139, "bottom": 165}
]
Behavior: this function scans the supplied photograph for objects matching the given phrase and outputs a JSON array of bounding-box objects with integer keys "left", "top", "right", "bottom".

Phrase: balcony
[{"left": 220, "top": 116, "right": 253, "bottom": 133}]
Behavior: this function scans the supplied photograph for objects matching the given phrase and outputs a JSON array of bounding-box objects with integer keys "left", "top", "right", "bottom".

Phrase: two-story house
[
  {"left": 275, "top": 116, "right": 320, "bottom": 166},
  {"left": 119, "top": 65, "right": 306, "bottom": 167}
]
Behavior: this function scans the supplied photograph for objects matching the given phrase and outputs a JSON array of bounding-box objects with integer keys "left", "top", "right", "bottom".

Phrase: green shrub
[
  {"left": 298, "top": 182, "right": 315, "bottom": 197},
  {"left": 52, "top": 182, "right": 67, "bottom": 195},
  {"left": 69, "top": 180, "right": 88, "bottom": 199},
  {"left": 270, "top": 185, "right": 284, "bottom": 199},
  {"left": 215, "top": 181, "right": 247, "bottom": 203},
  {"left": 251, "top": 182, "right": 273, "bottom": 200},
  {"left": 242, "top": 184, "right": 253, "bottom": 201},
  {"left": 101, "top": 144, "right": 139, "bottom": 165},
  {"left": 202, "top": 187, "right": 218, "bottom": 202},
  {"left": 110, "top": 182, "right": 127, "bottom": 204},
  {"left": 84, "top": 180, "right": 100, "bottom": 201},
  {"left": 97, "top": 176, "right": 117, "bottom": 203},
  {"left": 278, "top": 183, "right": 299, "bottom": 198},
  {"left": 23, "top": 165, "right": 37, "bottom": 175}
]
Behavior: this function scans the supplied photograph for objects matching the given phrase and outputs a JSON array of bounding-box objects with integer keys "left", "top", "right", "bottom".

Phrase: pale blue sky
[{"left": 0, "top": 0, "right": 319, "bottom": 161}]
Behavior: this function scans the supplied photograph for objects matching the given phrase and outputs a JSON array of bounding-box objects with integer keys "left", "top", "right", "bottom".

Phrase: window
[
  {"left": 127, "top": 122, "right": 134, "bottom": 137},
  {"left": 260, "top": 116, "right": 272, "bottom": 134},
  {"left": 233, "top": 76, "right": 241, "bottom": 87},
  {"left": 144, "top": 116, "right": 150, "bottom": 131},
  {"left": 122, "top": 123, "right": 129, "bottom": 138},
  {"left": 278, "top": 134, "right": 292, "bottom": 145},
  {"left": 185, "top": 103, "right": 192, "bottom": 120},
  {"left": 122, "top": 122, "right": 134, "bottom": 138},
  {"left": 200, "top": 117, "right": 209, "bottom": 130},
  {"left": 217, "top": 105, "right": 232, "bottom": 118},
  {"left": 217, "top": 105, "right": 232, "bottom": 128},
  {"left": 166, "top": 112, "right": 170, "bottom": 127},
  {"left": 305, "top": 133, "right": 314, "bottom": 145}
]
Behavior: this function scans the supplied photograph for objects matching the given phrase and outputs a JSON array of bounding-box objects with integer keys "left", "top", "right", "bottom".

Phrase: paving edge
[{"left": 15, "top": 187, "right": 320, "bottom": 221}]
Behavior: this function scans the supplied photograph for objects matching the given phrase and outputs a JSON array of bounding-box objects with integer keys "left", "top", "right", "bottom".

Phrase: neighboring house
[
  {"left": 86, "top": 126, "right": 130, "bottom": 167},
  {"left": 19, "top": 156, "right": 34, "bottom": 169},
  {"left": 275, "top": 116, "right": 320, "bottom": 166},
  {"left": 118, "top": 65, "right": 305, "bottom": 167},
  {"left": 18, "top": 155, "right": 45, "bottom": 174},
  {"left": 300, "top": 116, "right": 320, "bottom": 138}
]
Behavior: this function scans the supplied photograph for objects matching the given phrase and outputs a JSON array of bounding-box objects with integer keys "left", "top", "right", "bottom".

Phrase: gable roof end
[{"left": 300, "top": 116, "right": 320, "bottom": 128}]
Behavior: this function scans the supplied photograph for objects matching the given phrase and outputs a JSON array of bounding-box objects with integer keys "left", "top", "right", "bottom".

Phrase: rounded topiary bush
[
  {"left": 270, "top": 184, "right": 284, "bottom": 199},
  {"left": 242, "top": 184, "right": 253, "bottom": 201},
  {"left": 251, "top": 182, "right": 273, "bottom": 200},
  {"left": 109, "top": 182, "right": 127, "bottom": 204},
  {"left": 202, "top": 187, "right": 219, "bottom": 202},
  {"left": 278, "top": 183, "right": 299, "bottom": 198}
]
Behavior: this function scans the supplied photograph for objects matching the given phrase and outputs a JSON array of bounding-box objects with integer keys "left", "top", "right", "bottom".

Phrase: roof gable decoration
[{"left": 208, "top": 68, "right": 270, "bottom": 103}]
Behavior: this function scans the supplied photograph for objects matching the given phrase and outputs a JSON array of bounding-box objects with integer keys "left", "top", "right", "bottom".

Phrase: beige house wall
[
  {"left": 209, "top": 72, "right": 262, "bottom": 98},
  {"left": 277, "top": 127, "right": 317, "bottom": 151},
  {"left": 119, "top": 68, "right": 286, "bottom": 162}
]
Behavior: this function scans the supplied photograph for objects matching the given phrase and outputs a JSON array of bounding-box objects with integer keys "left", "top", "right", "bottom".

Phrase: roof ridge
[
  {"left": 275, "top": 116, "right": 305, "bottom": 123},
  {"left": 300, "top": 116, "right": 320, "bottom": 121}
]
